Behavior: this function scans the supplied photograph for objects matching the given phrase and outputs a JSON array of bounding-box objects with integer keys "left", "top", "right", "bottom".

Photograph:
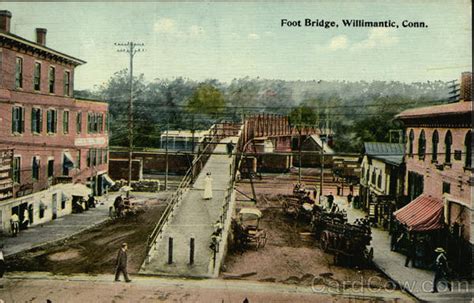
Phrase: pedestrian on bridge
[
  {"left": 227, "top": 140, "right": 234, "bottom": 157},
  {"left": 114, "top": 243, "right": 131, "bottom": 282},
  {"left": 203, "top": 172, "right": 213, "bottom": 200}
]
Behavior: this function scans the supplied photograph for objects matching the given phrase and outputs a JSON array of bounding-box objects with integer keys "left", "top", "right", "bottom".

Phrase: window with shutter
[
  {"left": 34, "top": 63, "right": 41, "bottom": 91},
  {"left": 15, "top": 57, "right": 23, "bottom": 89}
]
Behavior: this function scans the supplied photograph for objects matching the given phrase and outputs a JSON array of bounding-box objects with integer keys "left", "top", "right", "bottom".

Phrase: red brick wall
[
  {"left": 404, "top": 126, "right": 472, "bottom": 240},
  {"left": 1, "top": 48, "right": 75, "bottom": 95},
  {"left": 0, "top": 47, "right": 109, "bottom": 197}
]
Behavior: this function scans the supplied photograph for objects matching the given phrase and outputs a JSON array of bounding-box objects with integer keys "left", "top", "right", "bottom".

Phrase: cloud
[
  {"left": 328, "top": 35, "right": 348, "bottom": 50},
  {"left": 189, "top": 25, "right": 205, "bottom": 36},
  {"left": 351, "top": 28, "right": 399, "bottom": 50},
  {"left": 153, "top": 18, "right": 176, "bottom": 33},
  {"left": 248, "top": 33, "right": 260, "bottom": 40}
]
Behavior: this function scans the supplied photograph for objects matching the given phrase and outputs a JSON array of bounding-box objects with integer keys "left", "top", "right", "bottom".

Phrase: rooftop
[
  {"left": 363, "top": 142, "right": 404, "bottom": 166},
  {"left": 396, "top": 101, "right": 472, "bottom": 119},
  {"left": 0, "top": 31, "right": 85, "bottom": 66}
]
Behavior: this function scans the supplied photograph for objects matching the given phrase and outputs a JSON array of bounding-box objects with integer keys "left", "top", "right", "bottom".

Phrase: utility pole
[
  {"left": 320, "top": 136, "right": 325, "bottom": 202},
  {"left": 165, "top": 119, "right": 169, "bottom": 190},
  {"left": 115, "top": 42, "right": 145, "bottom": 189}
]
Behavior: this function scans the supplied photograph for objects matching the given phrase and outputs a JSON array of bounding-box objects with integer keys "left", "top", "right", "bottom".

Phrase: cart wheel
[
  {"left": 320, "top": 231, "right": 330, "bottom": 252},
  {"left": 260, "top": 231, "right": 267, "bottom": 248},
  {"left": 367, "top": 247, "right": 374, "bottom": 263}
]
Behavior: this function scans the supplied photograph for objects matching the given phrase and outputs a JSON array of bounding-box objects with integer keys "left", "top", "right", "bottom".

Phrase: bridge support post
[
  {"left": 168, "top": 237, "right": 173, "bottom": 264},
  {"left": 189, "top": 237, "right": 195, "bottom": 265}
]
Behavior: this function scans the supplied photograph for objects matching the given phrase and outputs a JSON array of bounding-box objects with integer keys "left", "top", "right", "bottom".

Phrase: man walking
[
  {"left": 404, "top": 234, "right": 415, "bottom": 267},
  {"left": 432, "top": 247, "right": 451, "bottom": 293},
  {"left": 115, "top": 243, "right": 131, "bottom": 282},
  {"left": 326, "top": 192, "right": 335, "bottom": 210}
]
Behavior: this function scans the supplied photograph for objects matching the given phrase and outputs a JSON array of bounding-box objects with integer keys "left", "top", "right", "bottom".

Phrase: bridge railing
[
  {"left": 145, "top": 124, "right": 221, "bottom": 255},
  {"left": 209, "top": 124, "right": 244, "bottom": 273}
]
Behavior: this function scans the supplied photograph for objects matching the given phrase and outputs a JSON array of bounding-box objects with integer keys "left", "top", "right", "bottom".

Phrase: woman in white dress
[{"left": 203, "top": 172, "right": 213, "bottom": 200}]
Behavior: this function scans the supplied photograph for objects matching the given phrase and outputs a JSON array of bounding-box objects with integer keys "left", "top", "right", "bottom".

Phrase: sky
[{"left": 2, "top": 1, "right": 472, "bottom": 90}]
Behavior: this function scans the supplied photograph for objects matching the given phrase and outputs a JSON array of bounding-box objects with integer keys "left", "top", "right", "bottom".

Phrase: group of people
[
  {"left": 10, "top": 208, "right": 30, "bottom": 237},
  {"left": 72, "top": 195, "right": 97, "bottom": 213},
  {"left": 113, "top": 194, "right": 129, "bottom": 218}
]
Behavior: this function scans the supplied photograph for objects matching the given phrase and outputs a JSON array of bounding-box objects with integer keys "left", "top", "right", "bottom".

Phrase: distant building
[
  {"left": 0, "top": 11, "right": 111, "bottom": 233},
  {"left": 395, "top": 72, "right": 472, "bottom": 276},
  {"left": 359, "top": 142, "right": 405, "bottom": 227},
  {"left": 160, "top": 130, "right": 209, "bottom": 152}
]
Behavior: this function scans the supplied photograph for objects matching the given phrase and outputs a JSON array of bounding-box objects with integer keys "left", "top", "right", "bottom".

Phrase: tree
[{"left": 187, "top": 83, "right": 226, "bottom": 117}]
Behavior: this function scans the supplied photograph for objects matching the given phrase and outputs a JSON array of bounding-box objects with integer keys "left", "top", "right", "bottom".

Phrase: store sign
[{"left": 0, "top": 149, "right": 14, "bottom": 201}]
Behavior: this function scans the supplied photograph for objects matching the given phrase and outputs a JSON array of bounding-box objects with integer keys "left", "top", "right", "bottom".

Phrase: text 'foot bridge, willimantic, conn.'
[{"left": 140, "top": 114, "right": 317, "bottom": 277}]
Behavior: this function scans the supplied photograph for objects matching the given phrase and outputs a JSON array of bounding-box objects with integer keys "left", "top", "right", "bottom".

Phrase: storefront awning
[
  {"left": 63, "top": 152, "right": 75, "bottom": 169},
  {"left": 102, "top": 174, "right": 115, "bottom": 187},
  {"left": 394, "top": 194, "right": 444, "bottom": 231},
  {"left": 62, "top": 183, "right": 91, "bottom": 198}
]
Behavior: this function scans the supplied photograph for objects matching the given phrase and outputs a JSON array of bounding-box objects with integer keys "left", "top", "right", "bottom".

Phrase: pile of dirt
[{"left": 6, "top": 198, "right": 167, "bottom": 275}]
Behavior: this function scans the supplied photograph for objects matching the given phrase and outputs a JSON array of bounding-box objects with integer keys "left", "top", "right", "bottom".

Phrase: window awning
[
  {"left": 63, "top": 152, "right": 75, "bottom": 169},
  {"left": 62, "top": 183, "right": 91, "bottom": 198},
  {"left": 102, "top": 174, "right": 115, "bottom": 187},
  {"left": 394, "top": 194, "right": 444, "bottom": 231}
]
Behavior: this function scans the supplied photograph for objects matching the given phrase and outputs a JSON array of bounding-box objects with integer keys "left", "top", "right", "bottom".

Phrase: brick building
[
  {"left": 0, "top": 11, "right": 111, "bottom": 233},
  {"left": 394, "top": 72, "right": 472, "bottom": 276}
]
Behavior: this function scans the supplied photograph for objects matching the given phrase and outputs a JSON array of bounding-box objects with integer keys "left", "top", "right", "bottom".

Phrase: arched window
[
  {"left": 371, "top": 170, "right": 376, "bottom": 185},
  {"left": 432, "top": 130, "right": 439, "bottom": 162},
  {"left": 366, "top": 168, "right": 370, "bottom": 182},
  {"left": 418, "top": 130, "right": 426, "bottom": 159},
  {"left": 465, "top": 131, "right": 472, "bottom": 168},
  {"left": 445, "top": 130, "right": 452, "bottom": 164},
  {"left": 408, "top": 129, "right": 414, "bottom": 157},
  {"left": 377, "top": 173, "right": 382, "bottom": 189}
]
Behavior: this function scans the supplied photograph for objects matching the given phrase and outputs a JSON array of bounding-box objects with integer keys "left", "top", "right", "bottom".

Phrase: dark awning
[
  {"left": 394, "top": 194, "right": 444, "bottom": 231},
  {"left": 102, "top": 174, "right": 115, "bottom": 187},
  {"left": 63, "top": 152, "right": 75, "bottom": 168}
]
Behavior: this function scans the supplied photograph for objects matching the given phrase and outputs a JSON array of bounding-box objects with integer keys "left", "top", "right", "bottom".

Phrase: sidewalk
[
  {"left": 0, "top": 197, "right": 113, "bottom": 257},
  {"left": 333, "top": 196, "right": 473, "bottom": 303}
]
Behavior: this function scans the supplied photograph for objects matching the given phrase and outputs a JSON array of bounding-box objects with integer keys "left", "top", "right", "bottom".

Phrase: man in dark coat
[
  {"left": 327, "top": 192, "right": 335, "bottom": 210},
  {"left": 115, "top": 243, "right": 131, "bottom": 282},
  {"left": 432, "top": 247, "right": 451, "bottom": 293}
]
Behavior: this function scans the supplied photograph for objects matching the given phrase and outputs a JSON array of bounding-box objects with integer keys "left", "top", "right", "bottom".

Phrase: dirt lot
[
  {"left": 223, "top": 172, "right": 390, "bottom": 292},
  {"left": 6, "top": 198, "right": 168, "bottom": 275}
]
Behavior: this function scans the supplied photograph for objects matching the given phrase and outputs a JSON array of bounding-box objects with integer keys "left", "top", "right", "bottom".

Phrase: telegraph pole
[
  {"left": 114, "top": 42, "right": 145, "bottom": 189},
  {"left": 165, "top": 119, "right": 169, "bottom": 190}
]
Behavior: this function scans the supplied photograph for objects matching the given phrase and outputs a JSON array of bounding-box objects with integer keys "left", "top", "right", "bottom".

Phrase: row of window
[
  {"left": 12, "top": 149, "right": 109, "bottom": 183},
  {"left": 15, "top": 57, "right": 71, "bottom": 96},
  {"left": 86, "top": 148, "right": 108, "bottom": 167},
  {"left": 408, "top": 129, "right": 472, "bottom": 168},
  {"left": 12, "top": 106, "right": 108, "bottom": 135},
  {"left": 364, "top": 167, "right": 383, "bottom": 190},
  {"left": 12, "top": 156, "right": 54, "bottom": 183}
]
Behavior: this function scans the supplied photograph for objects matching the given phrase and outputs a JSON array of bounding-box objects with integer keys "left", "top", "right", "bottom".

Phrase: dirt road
[
  {"left": 0, "top": 273, "right": 414, "bottom": 302},
  {"left": 223, "top": 172, "right": 400, "bottom": 297},
  {"left": 6, "top": 197, "right": 168, "bottom": 275}
]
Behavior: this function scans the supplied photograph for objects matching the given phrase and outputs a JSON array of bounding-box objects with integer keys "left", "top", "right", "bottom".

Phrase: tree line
[{"left": 75, "top": 69, "right": 450, "bottom": 152}]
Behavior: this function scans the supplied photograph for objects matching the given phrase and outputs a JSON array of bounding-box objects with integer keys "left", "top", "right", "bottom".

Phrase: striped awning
[{"left": 394, "top": 194, "right": 444, "bottom": 231}]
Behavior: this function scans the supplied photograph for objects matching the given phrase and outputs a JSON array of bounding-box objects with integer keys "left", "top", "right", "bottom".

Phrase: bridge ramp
[{"left": 140, "top": 137, "right": 238, "bottom": 277}]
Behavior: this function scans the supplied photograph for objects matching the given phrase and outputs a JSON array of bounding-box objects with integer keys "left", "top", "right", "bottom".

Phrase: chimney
[
  {"left": 0, "top": 10, "right": 12, "bottom": 33},
  {"left": 460, "top": 72, "right": 472, "bottom": 102},
  {"left": 36, "top": 28, "right": 47, "bottom": 46}
]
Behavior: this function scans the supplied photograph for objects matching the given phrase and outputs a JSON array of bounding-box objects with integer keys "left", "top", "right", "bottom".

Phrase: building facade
[
  {"left": 359, "top": 142, "right": 405, "bottom": 227},
  {"left": 0, "top": 11, "right": 110, "bottom": 233},
  {"left": 395, "top": 72, "right": 472, "bottom": 276}
]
